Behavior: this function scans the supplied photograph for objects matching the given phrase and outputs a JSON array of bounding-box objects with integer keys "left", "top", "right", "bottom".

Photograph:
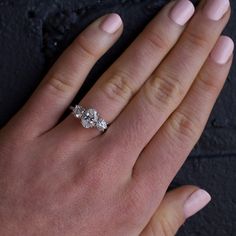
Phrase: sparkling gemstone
[
  {"left": 73, "top": 105, "right": 85, "bottom": 118},
  {"left": 81, "top": 108, "right": 99, "bottom": 128},
  {"left": 96, "top": 118, "right": 108, "bottom": 131}
]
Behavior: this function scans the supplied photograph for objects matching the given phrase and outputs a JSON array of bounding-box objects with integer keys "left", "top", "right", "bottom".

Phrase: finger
[
  {"left": 140, "top": 186, "right": 211, "bottom": 236},
  {"left": 59, "top": 0, "right": 195, "bottom": 140},
  {"left": 110, "top": 0, "right": 231, "bottom": 164},
  {"left": 10, "top": 13, "right": 123, "bottom": 138},
  {"left": 133, "top": 36, "right": 234, "bottom": 199}
]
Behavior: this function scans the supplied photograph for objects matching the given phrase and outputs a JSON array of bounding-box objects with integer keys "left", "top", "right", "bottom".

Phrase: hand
[{"left": 0, "top": 0, "right": 233, "bottom": 235}]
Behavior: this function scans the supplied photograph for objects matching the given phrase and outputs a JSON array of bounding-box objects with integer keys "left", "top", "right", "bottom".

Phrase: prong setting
[{"left": 71, "top": 105, "right": 108, "bottom": 132}]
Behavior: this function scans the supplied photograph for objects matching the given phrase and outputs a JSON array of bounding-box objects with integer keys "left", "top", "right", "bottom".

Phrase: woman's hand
[{"left": 0, "top": 0, "right": 233, "bottom": 235}]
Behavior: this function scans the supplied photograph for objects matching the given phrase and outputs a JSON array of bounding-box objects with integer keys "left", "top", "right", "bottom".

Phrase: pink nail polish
[
  {"left": 169, "top": 0, "right": 195, "bottom": 26},
  {"left": 211, "top": 36, "right": 234, "bottom": 64},
  {"left": 203, "top": 0, "right": 230, "bottom": 21},
  {"left": 184, "top": 189, "right": 211, "bottom": 218},
  {"left": 100, "top": 13, "right": 122, "bottom": 34}
]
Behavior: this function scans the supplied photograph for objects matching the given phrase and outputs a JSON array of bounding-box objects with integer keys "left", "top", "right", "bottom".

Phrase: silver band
[{"left": 70, "top": 105, "right": 108, "bottom": 132}]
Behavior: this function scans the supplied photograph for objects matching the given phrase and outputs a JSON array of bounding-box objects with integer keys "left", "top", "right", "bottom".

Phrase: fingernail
[
  {"left": 100, "top": 13, "right": 122, "bottom": 34},
  {"left": 203, "top": 0, "right": 230, "bottom": 21},
  {"left": 211, "top": 36, "right": 234, "bottom": 64},
  {"left": 184, "top": 189, "right": 211, "bottom": 218},
  {"left": 169, "top": 0, "right": 195, "bottom": 26}
]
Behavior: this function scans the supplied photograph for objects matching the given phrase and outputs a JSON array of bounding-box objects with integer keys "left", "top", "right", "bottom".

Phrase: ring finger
[{"left": 59, "top": 0, "right": 195, "bottom": 140}]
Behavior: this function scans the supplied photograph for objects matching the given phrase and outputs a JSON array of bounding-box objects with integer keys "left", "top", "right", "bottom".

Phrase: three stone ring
[{"left": 70, "top": 105, "right": 108, "bottom": 132}]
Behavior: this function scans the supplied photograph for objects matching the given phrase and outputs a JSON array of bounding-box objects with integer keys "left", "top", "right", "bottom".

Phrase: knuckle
[
  {"left": 169, "top": 110, "right": 200, "bottom": 140},
  {"left": 75, "top": 34, "right": 99, "bottom": 59},
  {"left": 198, "top": 72, "right": 221, "bottom": 95},
  {"left": 157, "top": 214, "right": 183, "bottom": 236},
  {"left": 100, "top": 71, "right": 135, "bottom": 103},
  {"left": 46, "top": 73, "right": 74, "bottom": 96},
  {"left": 145, "top": 29, "right": 169, "bottom": 52},
  {"left": 184, "top": 30, "right": 210, "bottom": 52},
  {"left": 144, "top": 72, "right": 184, "bottom": 110}
]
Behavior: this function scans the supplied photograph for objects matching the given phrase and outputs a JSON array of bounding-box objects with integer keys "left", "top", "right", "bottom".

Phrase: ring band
[{"left": 70, "top": 105, "right": 108, "bottom": 132}]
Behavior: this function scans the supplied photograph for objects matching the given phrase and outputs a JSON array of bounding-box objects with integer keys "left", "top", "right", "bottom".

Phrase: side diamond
[
  {"left": 96, "top": 118, "right": 108, "bottom": 132},
  {"left": 73, "top": 105, "right": 85, "bottom": 118}
]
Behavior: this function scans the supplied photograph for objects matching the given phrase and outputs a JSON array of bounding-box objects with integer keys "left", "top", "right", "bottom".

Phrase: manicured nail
[
  {"left": 203, "top": 0, "right": 230, "bottom": 21},
  {"left": 211, "top": 36, "right": 234, "bottom": 64},
  {"left": 169, "top": 0, "right": 195, "bottom": 26},
  {"left": 184, "top": 189, "right": 211, "bottom": 218},
  {"left": 100, "top": 13, "right": 122, "bottom": 34}
]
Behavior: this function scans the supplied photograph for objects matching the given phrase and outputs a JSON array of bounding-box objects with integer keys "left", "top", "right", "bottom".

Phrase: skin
[{"left": 0, "top": 1, "right": 233, "bottom": 235}]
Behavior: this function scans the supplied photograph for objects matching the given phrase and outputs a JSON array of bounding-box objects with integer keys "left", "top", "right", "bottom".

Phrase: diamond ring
[{"left": 70, "top": 105, "right": 108, "bottom": 132}]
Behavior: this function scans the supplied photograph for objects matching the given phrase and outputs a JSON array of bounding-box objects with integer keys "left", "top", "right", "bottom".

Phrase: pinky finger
[
  {"left": 133, "top": 36, "right": 234, "bottom": 196},
  {"left": 6, "top": 14, "right": 123, "bottom": 139}
]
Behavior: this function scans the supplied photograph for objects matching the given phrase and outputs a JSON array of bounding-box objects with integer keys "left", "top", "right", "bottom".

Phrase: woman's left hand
[{"left": 0, "top": 0, "right": 233, "bottom": 235}]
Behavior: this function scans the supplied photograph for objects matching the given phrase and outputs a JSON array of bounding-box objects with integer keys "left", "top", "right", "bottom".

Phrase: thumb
[{"left": 141, "top": 186, "right": 211, "bottom": 236}]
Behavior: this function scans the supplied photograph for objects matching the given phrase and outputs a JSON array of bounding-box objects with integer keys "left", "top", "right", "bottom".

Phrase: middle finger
[{"left": 109, "top": 0, "right": 230, "bottom": 162}]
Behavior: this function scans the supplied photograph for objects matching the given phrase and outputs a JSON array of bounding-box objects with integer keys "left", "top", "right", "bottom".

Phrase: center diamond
[{"left": 81, "top": 109, "right": 99, "bottom": 128}]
